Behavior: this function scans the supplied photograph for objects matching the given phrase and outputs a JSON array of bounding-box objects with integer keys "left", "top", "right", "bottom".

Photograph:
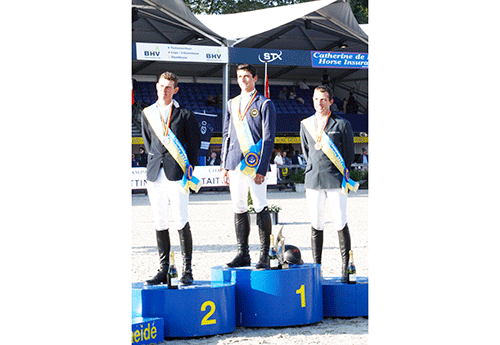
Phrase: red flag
[
  {"left": 132, "top": 80, "right": 135, "bottom": 105},
  {"left": 264, "top": 62, "right": 270, "bottom": 99}
]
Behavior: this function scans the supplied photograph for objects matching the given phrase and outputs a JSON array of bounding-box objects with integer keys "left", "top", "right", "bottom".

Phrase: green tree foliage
[
  {"left": 350, "top": 0, "right": 368, "bottom": 24},
  {"left": 183, "top": 1, "right": 311, "bottom": 15},
  {"left": 183, "top": 0, "right": 367, "bottom": 23}
]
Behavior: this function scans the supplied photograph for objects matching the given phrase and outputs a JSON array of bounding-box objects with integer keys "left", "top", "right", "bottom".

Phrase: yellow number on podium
[
  {"left": 296, "top": 284, "right": 306, "bottom": 307},
  {"left": 201, "top": 300, "right": 217, "bottom": 325}
]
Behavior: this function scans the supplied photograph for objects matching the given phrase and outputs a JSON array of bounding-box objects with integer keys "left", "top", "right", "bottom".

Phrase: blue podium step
[
  {"left": 132, "top": 317, "right": 164, "bottom": 345},
  {"left": 322, "top": 276, "right": 368, "bottom": 317},
  {"left": 211, "top": 263, "right": 323, "bottom": 327},
  {"left": 132, "top": 280, "right": 236, "bottom": 338}
]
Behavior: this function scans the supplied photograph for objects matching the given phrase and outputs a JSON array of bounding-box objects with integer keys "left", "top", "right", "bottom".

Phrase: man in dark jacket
[
  {"left": 138, "top": 147, "right": 148, "bottom": 167},
  {"left": 300, "top": 85, "right": 356, "bottom": 282},
  {"left": 141, "top": 71, "right": 201, "bottom": 286}
]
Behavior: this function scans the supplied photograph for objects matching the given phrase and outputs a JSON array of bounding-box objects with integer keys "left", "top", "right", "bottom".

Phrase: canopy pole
[
  {"left": 222, "top": 62, "right": 230, "bottom": 124},
  {"left": 222, "top": 40, "right": 236, "bottom": 126}
]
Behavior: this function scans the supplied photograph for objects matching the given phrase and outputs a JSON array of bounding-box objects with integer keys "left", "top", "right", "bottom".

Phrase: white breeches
[
  {"left": 228, "top": 170, "right": 268, "bottom": 214},
  {"left": 146, "top": 169, "right": 189, "bottom": 231},
  {"left": 306, "top": 188, "right": 347, "bottom": 231}
]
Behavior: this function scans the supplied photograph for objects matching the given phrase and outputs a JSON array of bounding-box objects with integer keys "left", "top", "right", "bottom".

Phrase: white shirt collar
[
  {"left": 240, "top": 89, "right": 257, "bottom": 112},
  {"left": 156, "top": 99, "right": 179, "bottom": 112}
]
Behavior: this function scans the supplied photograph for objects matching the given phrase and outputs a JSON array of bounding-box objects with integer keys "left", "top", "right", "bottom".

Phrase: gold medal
[
  {"left": 314, "top": 111, "right": 330, "bottom": 152},
  {"left": 158, "top": 103, "right": 173, "bottom": 145}
]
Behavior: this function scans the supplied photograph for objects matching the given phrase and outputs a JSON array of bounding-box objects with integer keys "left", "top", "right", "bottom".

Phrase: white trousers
[
  {"left": 146, "top": 169, "right": 189, "bottom": 231},
  {"left": 228, "top": 170, "right": 268, "bottom": 214},
  {"left": 306, "top": 188, "right": 347, "bottom": 231}
]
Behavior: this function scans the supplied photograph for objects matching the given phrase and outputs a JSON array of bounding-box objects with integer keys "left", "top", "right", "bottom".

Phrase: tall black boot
[
  {"left": 178, "top": 222, "right": 194, "bottom": 285},
  {"left": 311, "top": 227, "right": 324, "bottom": 264},
  {"left": 255, "top": 206, "right": 272, "bottom": 269},
  {"left": 337, "top": 224, "right": 351, "bottom": 283},
  {"left": 145, "top": 229, "right": 170, "bottom": 285},
  {"left": 225, "top": 212, "right": 251, "bottom": 267}
]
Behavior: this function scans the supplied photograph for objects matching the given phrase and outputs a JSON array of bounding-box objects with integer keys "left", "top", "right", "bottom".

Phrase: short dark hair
[
  {"left": 236, "top": 63, "right": 257, "bottom": 78},
  {"left": 314, "top": 85, "right": 333, "bottom": 100},
  {"left": 159, "top": 71, "right": 179, "bottom": 88}
]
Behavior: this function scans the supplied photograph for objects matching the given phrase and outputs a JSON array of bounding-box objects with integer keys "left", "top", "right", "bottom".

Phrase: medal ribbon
[
  {"left": 303, "top": 115, "right": 359, "bottom": 194},
  {"left": 158, "top": 105, "right": 173, "bottom": 138},
  {"left": 231, "top": 95, "right": 262, "bottom": 178},
  {"left": 238, "top": 90, "right": 258, "bottom": 121},
  {"left": 144, "top": 104, "right": 201, "bottom": 193},
  {"left": 316, "top": 111, "right": 331, "bottom": 144}
]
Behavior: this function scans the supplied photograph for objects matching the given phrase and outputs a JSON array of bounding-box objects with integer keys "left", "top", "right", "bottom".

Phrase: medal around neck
[{"left": 314, "top": 142, "right": 323, "bottom": 150}]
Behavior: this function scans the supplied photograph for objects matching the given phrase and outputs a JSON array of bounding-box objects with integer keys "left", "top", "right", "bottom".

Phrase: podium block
[
  {"left": 132, "top": 317, "right": 164, "bottom": 345},
  {"left": 212, "top": 263, "right": 323, "bottom": 327},
  {"left": 132, "top": 281, "right": 236, "bottom": 338},
  {"left": 322, "top": 276, "right": 368, "bottom": 317}
]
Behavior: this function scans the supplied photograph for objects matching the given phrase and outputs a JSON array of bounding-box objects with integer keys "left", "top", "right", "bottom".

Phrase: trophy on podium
[{"left": 275, "top": 226, "right": 289, "bottom": 269}]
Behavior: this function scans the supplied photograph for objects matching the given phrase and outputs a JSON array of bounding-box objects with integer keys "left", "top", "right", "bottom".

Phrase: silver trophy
[{"left": 275, "top": 226, "right": 289, "bottom": 269}]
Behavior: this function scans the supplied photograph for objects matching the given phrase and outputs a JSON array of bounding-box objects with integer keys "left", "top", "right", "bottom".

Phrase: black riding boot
[
  {"left": 145, "top": 229, "right": 170, "bottom": 285},
  {"left": 178, "top": 223, "right": 193, "bottom": 285},
  {"left": 311, "top": 227, "right": 324, "bottom": 264},
  {"left": 337, "top": 224, "right": 351, "bottom": 282},
  {"left": 255, "top": 207, "right": 272, "bottom": 269},
  {"left": 225, "top": 212, "right": 251, "bottom": 267}
]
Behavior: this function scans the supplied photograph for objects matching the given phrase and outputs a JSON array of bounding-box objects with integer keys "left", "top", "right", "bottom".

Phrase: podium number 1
[
  {"left": 296, "top": 284, "right": 306, "bottom": 307},
  {"left": 201, "top": 301, "right": 217, "bottom": 325}
]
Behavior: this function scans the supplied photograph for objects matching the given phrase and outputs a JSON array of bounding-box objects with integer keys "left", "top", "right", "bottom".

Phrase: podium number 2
[
  {"left": 296, "top": 284, "right": 306, "bottom": 307},
  {"left": 201, "top": 301, "right": 217, "bottom": 325}
]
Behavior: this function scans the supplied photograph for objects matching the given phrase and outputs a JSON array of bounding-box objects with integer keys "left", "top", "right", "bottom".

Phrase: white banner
[
  {"left": 132, "top": 165, "right": 278, "bottom": 190},
  {"left": 136, "top": 43, "right": 229, "bottom": 63}
]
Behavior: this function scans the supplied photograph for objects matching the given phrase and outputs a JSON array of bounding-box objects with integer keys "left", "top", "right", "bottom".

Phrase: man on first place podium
[{"left": 220, "top": 63, "right": 276, "bottom": 270}]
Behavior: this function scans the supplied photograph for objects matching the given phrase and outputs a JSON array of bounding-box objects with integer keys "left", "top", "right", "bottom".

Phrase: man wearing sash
[
  {"left": 300, "top": 85, "right": 356, "bottom": 282},
  {"left": 141, "top": 72, "right": 201, "bottom": 285},
  {"left": 221, "top": 64, "right": 276, "bottom": 269}
]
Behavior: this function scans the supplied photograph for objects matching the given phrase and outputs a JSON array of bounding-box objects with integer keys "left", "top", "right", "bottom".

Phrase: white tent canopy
[{"left": 196, "top": 0, "right": 367, "bottom": 49}]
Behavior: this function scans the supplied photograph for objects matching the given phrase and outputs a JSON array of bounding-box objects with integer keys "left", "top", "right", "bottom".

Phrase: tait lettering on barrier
[
  {"left": 131, "top": 322, "right": 157, "bottom": 344},
  {"left": 200, "top": 177, "right": 221, "bottom": 185}
]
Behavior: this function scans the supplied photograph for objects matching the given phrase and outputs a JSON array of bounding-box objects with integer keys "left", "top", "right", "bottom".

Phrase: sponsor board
[
  {"left": 132, "top": 165, "right": 278, "bottom": 189},
  {"left": 135, "top": 43, "right": 228, "bottom": 63},
  {"left": 311, "top": 51, "right": 368, "bottom": 69}
]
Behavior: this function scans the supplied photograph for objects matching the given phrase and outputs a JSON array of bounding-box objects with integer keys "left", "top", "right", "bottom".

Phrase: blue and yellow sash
[
  {"left": 303, "top": 115, "right": 359, "bottom": 194},
  {"left": 144, "top": 104, "right": 201, "bottom": 193},
  {"left": 231, "top": 93, "right": 262, "bottom": 178}
]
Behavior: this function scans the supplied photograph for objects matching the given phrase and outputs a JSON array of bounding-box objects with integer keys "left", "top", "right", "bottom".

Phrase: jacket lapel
[{"left": 324, "top": 114, "right": 337, "bottom": 134}]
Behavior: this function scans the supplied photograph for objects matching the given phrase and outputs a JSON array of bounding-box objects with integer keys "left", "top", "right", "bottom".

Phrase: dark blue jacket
[{"left": 221, "top": 92, "right": 276, "bottom": 176}]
